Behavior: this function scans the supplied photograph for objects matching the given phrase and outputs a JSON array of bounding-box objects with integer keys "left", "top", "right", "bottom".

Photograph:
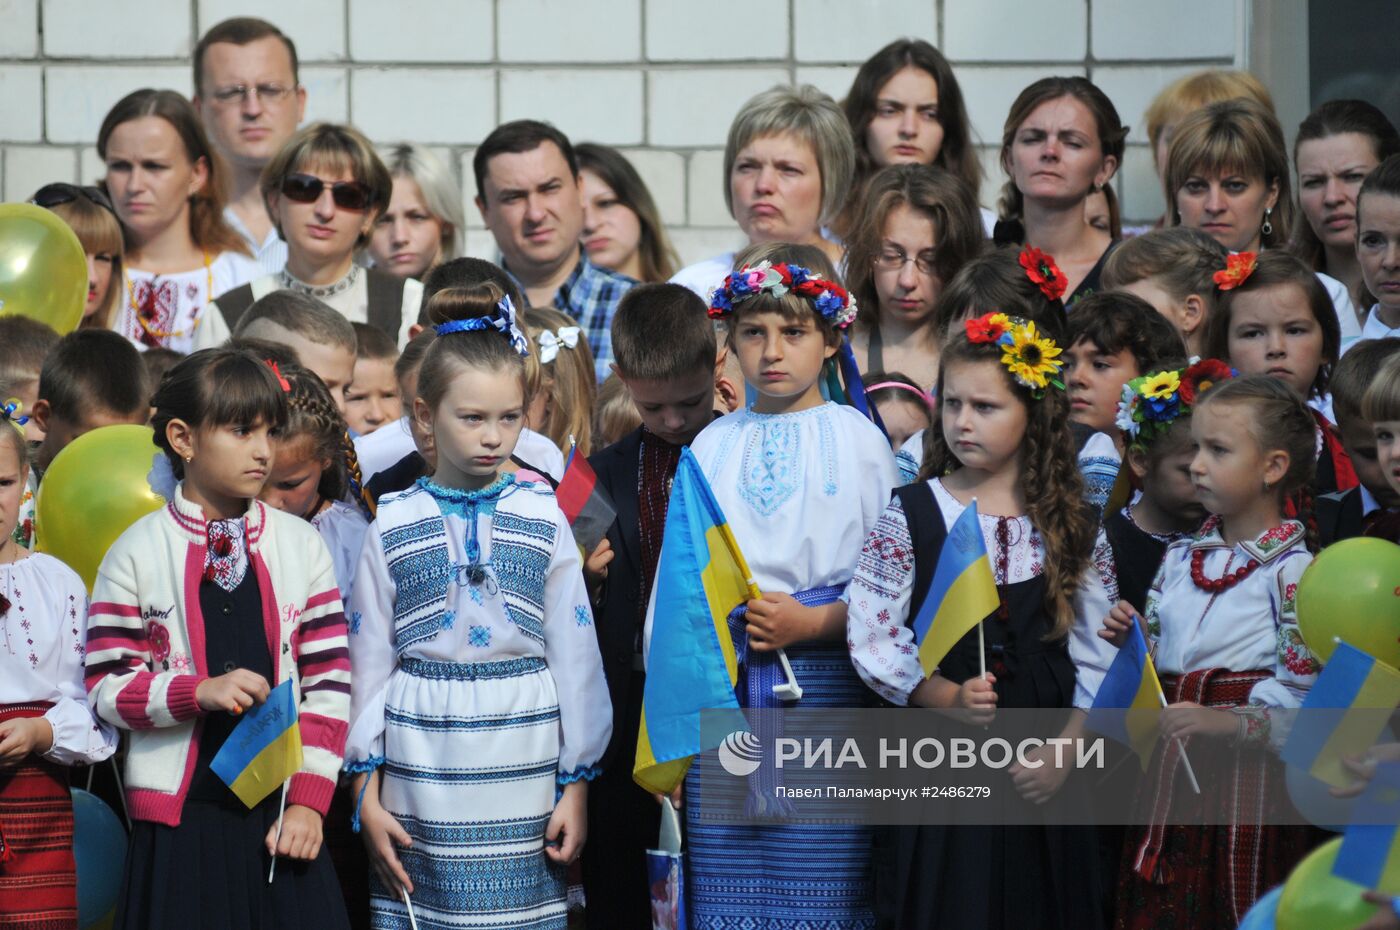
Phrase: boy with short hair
[
  {"left": 231, "top": 289, "right": 357, "bottom": 413},
  {"left": 345, "top": 322, "right": 401, "bottom": 436},
  {"left": 17, "top": 330, "right": 149, "bottom": 546},
  {"left": 1101, "top": 227, "right": 1229, "bottom": 358},
  {"left": 581, "top": 282, "right": 723, "bottom": 929},
  {"left": 0, "top": 316, "right": 61, "bottom": 442},
  {"left": 1319, "top": 338, "right": 1400, "bottom": 543},
  {"left": 1063, "top": 292, "right": 1189, "bottom": 518}
]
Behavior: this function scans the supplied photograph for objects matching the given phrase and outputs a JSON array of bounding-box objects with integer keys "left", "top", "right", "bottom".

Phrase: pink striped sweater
[{"left": 85, "top": 484, "right": 350, "bottom": 826}]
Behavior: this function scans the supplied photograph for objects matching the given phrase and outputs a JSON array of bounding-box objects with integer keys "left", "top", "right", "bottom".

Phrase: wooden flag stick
[
  {"left": 401, "top": 884, "right": 420, "bottom": 930},
  {"left": 267, "top": 780, "right": 289, "bottom": 883},
  {"left": 978, "top": 621, "right": 987, "bottom": 680}
]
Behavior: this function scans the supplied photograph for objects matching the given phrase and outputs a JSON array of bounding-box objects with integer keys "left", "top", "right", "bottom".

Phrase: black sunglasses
[
  {"left": 30, "top": 183, "right": 117, "bottom": 217},
  {"left": 279, "top": 173, "right": 373, "bottom": 211}
]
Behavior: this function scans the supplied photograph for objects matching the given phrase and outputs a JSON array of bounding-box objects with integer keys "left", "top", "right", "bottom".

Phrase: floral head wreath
[
  {"left": 963, "top": 312, "right": 1065, "bottom": 398},
  {"left": 708, "top": 260, "right": 858, "bottom": 330},
  {"left": 0, "top": 398, "right": 29, "bottom": 428},
  {"left": 1019, "top": 246, "right": 1068, "bottom": 302},
  {"left": 1115, "top": 358, "right": 1236, "bottom": 451},
  {"left": 1213, "top": 252, "right": 1257, "bottom": 291},
  {"left": 434, "top": 293, "right": 529, "bottom": 356}
]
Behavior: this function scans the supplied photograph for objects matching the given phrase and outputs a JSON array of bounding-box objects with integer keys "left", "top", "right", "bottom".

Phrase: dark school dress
[
  {"left": 115, "top": 569, "right": 348, "bottom": 930},
  {"left": 872, "top": 482, "right": 1104, "bottom": 930},
  {"left": 1103, "top": 508, "right": 1172, "bottom": 616}
]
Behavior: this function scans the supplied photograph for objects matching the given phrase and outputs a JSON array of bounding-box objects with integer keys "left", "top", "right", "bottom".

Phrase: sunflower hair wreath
[
  {"left": 1115, "top": 358, "right": 1236, "bottom": 450},
  {"left": 963, "top": 312, "right": 1065, "bottom": 399}
]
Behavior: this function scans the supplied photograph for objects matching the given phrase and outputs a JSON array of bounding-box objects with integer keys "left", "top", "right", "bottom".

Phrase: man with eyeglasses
[{"left": 193, "top": 17, "right": 307, "bottom": 276}]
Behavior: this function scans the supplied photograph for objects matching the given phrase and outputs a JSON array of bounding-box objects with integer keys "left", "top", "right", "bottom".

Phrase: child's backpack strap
[{"left": 892, "top": 481, "right": 949, "bottom": 625}]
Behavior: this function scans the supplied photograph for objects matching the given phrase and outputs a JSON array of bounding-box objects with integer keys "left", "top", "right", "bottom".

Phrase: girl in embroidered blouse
[
  {"left": 0, "top": 405, "right": 117, "bottom": 927},
  {"left": 86, "top": 347, "right": 352, "bottom": 929},
  {"left": 98, "top": 89, "right": 257, "bottom": 354},
  {"left": 1203, "top": 249, "right": 1357, "bottom": 497},
  {"left": 344, "top": 283, "right": 611, "bottom": 930},
  {"left": 1099, "top": 375, "right": 1320, "bottom": 930},
  {"left": 846, "top": 312, "right": 1115, "bottom": 930},
  {"left": 257, "top": 359, "right": 368, "bottom": 603},
  {"left": 523, "top": 306, "right": 598, "bottom": 458}
]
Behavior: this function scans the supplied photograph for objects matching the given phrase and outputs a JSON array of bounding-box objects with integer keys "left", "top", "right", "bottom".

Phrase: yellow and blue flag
[
  {"left": 634, "top": 448, "right": 754, "bottom": 795},
  {"left": 1282, "top": 641, "right": 1400, "bottom": 788},
  {"left": 210, "top": 678, "right": 303, "bottom": 808},
  {"left": 911, "top": 499, "right": 1000, "bottom": 676},
  {"left": 1333, "top": 761, "right": 1400, "bottom": 895},
  {"left": 1086, "top": 619, "right": 1164, "bottom": 770}
]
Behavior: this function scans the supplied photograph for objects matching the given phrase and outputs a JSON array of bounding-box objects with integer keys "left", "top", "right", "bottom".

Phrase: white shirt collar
[{"left": 1362, "top": 304, "right": 1400, "bottom": 340}]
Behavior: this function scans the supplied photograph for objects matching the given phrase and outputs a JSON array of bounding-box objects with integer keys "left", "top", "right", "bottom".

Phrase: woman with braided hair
[{"left": 257, "top": 357, "right": 369, "bottom": 603}]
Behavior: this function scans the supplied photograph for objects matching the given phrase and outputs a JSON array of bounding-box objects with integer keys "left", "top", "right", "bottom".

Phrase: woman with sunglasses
[
  {"left": 209, "top": 123, "right": 420, "bottom": 346},
  {"left": 31, "top": 183, "right": 126, "bottom": 330},
  {"left": 97, "top": 88, "right": 257, "bottom": 354}
]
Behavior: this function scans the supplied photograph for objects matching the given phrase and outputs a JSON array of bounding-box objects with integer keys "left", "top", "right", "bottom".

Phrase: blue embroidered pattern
[
  {"left": 574, "top": 604, "right": 591, "bottom": 627},
  {"left": 491, "top": 511, "right": 556, "bottom": 645},
  {"left": 439, "top": 609, "right": 455, "bottom": 631},
  {"left": 817, "top": 408, "right": 839, "bottom": 496},
  {"left": 739, "top": 417, "right": 801, "bottom": 516},
  {"left": 348, "top": 610, "right": 363, "bottom": 635},
  {"left": 468, "top": 624, "right": 491, "bottom": 648},
  {"left": 382, "top": 512, "right": 454, "bottom": 653}
]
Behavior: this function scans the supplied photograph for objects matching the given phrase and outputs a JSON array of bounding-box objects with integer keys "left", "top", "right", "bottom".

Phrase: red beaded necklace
[{"left": 1190, "top": 549, "right": 1261, "bottom": 593}]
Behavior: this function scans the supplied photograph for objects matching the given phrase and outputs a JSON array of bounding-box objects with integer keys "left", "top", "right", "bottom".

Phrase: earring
[
  {"left": 1261, "top": 208, "right": 1273, "bottom": 238},
  {"left": 185, "top": 453, "right": 193, "bottom": 464}
]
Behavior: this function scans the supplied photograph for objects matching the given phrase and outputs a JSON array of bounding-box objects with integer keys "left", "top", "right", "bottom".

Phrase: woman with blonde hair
[
  {"left": 577, "top": 143, "right": 680, "bottom": 283},
  {"left": 98, "top": 88, "right": 256, "bottom": 353},
  {"left": 1144, "top": 70, "right": 1274, "bottom": 188},
  {"left": 210, "top": 123, "right": 422, "bottom": 345},
  {"left": 30, "top": 183, "right": 126, "bottom": 330},
  {"left": 670, "top": 84, "right": 855, "bottom": 301},
  {"left": 994, "top": 76, "right": 1127, "bottom": 304},
  {"left": 367, "top": 142, "right": 466, "bottom": 281},
  {"left": 1166, "top": 98, "right": 1361, "bottom": 344}
]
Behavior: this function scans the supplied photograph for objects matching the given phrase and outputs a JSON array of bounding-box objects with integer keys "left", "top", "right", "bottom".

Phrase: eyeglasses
[
  {"left": 873, "top": 248, "right": 938, "bottom": 276},
  {"left": 209, "top": 83, "right": 296, "bottom": 105},
  {"left": 280, "top": 174, "right": 373, "bottom": 211},
  {"left": 30, "top": 183, "right": 117, "bottom": 217}
]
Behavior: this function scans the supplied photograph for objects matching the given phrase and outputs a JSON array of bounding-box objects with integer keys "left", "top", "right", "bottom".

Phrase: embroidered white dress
[
  {"left": 845, "top": 479, "right": 1119, "bottom": 710},
  {"left": 345, "top": 476, "right": 611, "bottom": 930},
  {"left": 118, "top": 251, "right": 258, "bottom": 354},
  {"left": 1138, "top": 517, "right": 1317, "bottom": 749},
  {"left": 309, "top": 499, "right": 368, "bottom": 604},
  {"left": 0, "top": 554, "right": 116, "bottom": 765},
  {"left": 653, "top": 402, "right": 897, "bottom": 930}
]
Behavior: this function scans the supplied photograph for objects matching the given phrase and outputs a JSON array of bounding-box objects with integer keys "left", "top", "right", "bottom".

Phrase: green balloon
[
  {"left": 35, "top": 425, "right": 166, "bottom": 591},
  {"left": 1296, "top": 537, "right": 1400, "bottom": 668},
  {"left": 1275, "top": 838, "right": 1379, "bottom": 930},
  {"left": 0, "top": 201, "right": 87, "bottom": 334}
]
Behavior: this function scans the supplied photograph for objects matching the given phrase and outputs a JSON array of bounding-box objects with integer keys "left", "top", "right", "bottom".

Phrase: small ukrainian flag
[
  {"left": 1333, "top": 761, "right": 1400, "bottom": 895},
  {"left": 911, "top": 499, "right": 1000, "bottom": 676},
  {"left": 1282, "top": 641, "right": 1400, "bottom": 788},
  {"left": 210, "top": 678, "right": 303, "bottom": 809},
  {"left": 634, "top": 448, "right": 753, "bottom": 796},
  {"left": 1087, "top": 620, "right": 1164, "bottom": 770}
]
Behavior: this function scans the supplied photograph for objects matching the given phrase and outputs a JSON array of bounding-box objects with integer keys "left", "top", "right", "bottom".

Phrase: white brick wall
[{"left": 1, "top": 0, "right": 1250, "bottom": 264}]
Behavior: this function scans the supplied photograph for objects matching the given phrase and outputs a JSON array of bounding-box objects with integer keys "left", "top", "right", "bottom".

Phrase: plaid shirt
[{"left": 508, "top": 250, "right": 636, "bottom": 382}]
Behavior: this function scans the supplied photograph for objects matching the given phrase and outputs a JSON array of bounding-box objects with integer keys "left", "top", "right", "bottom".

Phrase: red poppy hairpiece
[
  {"left": 1019, "top": 246, "right": 1068, "bottom": 302},
  {"left": 265, "top": 360, "right": 291, "bottom": 393},
  {"left": 1213, "top": 252, "right": 1257, "bottom": 291}
]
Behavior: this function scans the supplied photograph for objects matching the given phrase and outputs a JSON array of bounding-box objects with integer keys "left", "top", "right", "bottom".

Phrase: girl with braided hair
[
  {"left": 258, "top": 359, "right": 369, "bottom": 604},
  {"left": 846, "top": 310, "right": 1118, "bottom": 929}
]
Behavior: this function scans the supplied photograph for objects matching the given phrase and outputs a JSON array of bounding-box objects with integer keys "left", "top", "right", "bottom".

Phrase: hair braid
[
  {"left": 343, "top": 429, "right": 375, "bottom": 518},
  {"left": 279, "top": 365, "right": 352, "bottom": 510}
]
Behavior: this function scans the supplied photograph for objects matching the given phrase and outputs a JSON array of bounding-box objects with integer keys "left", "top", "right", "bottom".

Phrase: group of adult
[{"left": 35, "top": 18, "right": 1399, "bottom": 396}]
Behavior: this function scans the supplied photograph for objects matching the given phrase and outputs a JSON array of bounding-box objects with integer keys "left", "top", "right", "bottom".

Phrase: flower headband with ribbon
[
  {"left": 434, "top": 294, "right": 529, "bottom": 356},
  {"left": 537, "top": 326, "right": 581, "bottom": 364},
  {"left": 963, "top": 312, "right": 1065, "bottom": 398},
  {"left": 708, "top": 261, "right": 858, "bottom": 330},
  {"left": 1213, "top": 252, "right": 1257, "bottom": 291},
  {"left": 1115, "top": 358, "right": 1235, "bottom": 450},
  {"left": 1019, "top": 246, "right": 1068, "bottom": 302},
  {"left": 1, "top": 398, "right": 29, "bottom": 427}
]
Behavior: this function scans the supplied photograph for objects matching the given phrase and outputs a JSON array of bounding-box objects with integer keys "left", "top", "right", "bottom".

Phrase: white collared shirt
[{"left": 223, "top": 206, "right": 289, "bottom": 277}]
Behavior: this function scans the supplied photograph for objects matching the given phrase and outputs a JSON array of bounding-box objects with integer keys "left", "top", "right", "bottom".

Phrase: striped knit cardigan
[{"left": 85, "top": 484, "right": 350, "bottom": 826}]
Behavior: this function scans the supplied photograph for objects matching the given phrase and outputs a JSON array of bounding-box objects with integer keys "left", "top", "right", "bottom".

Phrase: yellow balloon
[
  {"left": 0, "top": 201, "right": 88, "bottom": 335},
  {"left": 1276, "top": 837, "right": 1379, "bottom": 930},
  {"left": 1296, "top": 537, "right": 1400, "bottom": 668},
  {"left": 35, "top": 425, "right": 167, "bottom": 590}
]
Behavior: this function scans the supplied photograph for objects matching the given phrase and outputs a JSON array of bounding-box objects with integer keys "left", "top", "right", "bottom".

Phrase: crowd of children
[{"left": 5, "top": 157, "right": 1400, "bottom": 930}]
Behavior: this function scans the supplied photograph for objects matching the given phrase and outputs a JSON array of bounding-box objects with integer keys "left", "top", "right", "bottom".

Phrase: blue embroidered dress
[
  {"left": 345, "top": 476, "right": 612, "bottom": 930},
  {"left": 653, "top": 402, "right": 898, "bottom": 930}
]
